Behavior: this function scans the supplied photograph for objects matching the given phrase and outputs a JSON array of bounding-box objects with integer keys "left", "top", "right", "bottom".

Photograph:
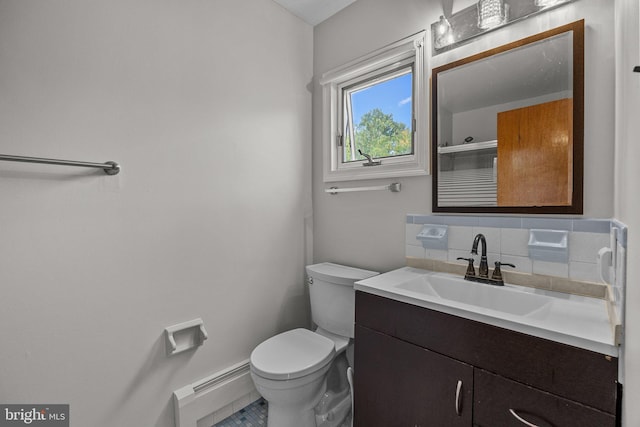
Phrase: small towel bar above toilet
[{"left": 325, "top": 182, "right": 401, "bottom": 194}]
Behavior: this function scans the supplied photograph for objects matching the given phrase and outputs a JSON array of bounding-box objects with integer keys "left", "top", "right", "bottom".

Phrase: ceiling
[{"left": 272, "top": 0, "right": 357, "bottom": 26}]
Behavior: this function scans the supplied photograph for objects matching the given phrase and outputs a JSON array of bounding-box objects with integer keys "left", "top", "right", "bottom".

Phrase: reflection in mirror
[{"left": 432, "top": 20, "right": 584, "bottom": 214}]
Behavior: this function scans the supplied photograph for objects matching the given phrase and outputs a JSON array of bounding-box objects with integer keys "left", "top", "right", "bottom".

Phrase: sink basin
[
  {"left": 396, "top": 274, "right": 551, "bottom": 316},
  {"left": 354, "top": 267, "right": 617, "bottom": 356}
]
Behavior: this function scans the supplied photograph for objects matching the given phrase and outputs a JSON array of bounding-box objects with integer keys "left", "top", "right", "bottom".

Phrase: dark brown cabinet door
[
  {"left": 474, "top": 369, "right": 616, "bottom": 427},
  {"left": 354, "top": 325, "right": 473, "bottom": 427}
]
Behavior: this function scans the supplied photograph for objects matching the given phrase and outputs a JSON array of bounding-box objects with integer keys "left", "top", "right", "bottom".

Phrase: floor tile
[{"left": 213, "top": 398, "right": 267, "bottom": 427}]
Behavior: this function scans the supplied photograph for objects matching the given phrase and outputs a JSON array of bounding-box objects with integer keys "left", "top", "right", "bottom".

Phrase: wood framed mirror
[{"left": 431, "top": 20, "right": 584, "bottom": 214}]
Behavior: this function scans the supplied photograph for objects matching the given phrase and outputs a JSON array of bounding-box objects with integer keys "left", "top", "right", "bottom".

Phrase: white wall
[
  {"left": 614, "top": 0, "right": 640, "bottom": 424},
  {"left": 312, "top": 0, "right": 615, "bottom": 272},
  {"left": 0, "top": 1, "right": 312, "bottom": 426}
]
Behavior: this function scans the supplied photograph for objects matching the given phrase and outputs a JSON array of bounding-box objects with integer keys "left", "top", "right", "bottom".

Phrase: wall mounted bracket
[{"left": 165, "top": 318, "right": 208, "bottom": 356}]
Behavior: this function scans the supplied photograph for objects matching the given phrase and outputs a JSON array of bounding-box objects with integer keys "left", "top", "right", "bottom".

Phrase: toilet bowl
[
  {"left": 250, "top": 328, "right": 335, "bottom": 427},
  {"left": 249, "top": 263, "right": 379, "bottom": 427}
]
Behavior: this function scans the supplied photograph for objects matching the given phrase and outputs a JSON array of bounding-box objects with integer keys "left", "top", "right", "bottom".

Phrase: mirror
[{"left": 431, "top": 20, "right": 584, "bottom": 214}]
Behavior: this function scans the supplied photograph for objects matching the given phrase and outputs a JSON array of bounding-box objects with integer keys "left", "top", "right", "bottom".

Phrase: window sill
[{"left": 323, "top": 158, "right": 428, "bottom": 182}]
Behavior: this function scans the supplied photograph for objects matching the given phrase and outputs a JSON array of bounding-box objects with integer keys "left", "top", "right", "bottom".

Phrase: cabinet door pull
[
  {"left": 455, "top": 380, "right": 463, "bottom": 416},
  {"left": 509, "top": 409, "right": 540, "bottom": 427}
]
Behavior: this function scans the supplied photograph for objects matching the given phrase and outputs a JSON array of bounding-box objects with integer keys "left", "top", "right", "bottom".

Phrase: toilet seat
[
  {"left": 315, "top": 327, "right": 350, "bottom": 354},
  {"left": 250, "top": 328, "right": 335, "bottom": 381}
]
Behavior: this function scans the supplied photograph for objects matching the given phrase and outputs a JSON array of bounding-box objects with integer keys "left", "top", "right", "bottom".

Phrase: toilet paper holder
[{"left": 165, "top": 318, "right": 209, "bottom": 356}]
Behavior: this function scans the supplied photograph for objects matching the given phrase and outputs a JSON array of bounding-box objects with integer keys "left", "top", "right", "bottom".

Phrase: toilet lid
[{"left": 250, "top": 328, "right": 335, "bottom": 380}]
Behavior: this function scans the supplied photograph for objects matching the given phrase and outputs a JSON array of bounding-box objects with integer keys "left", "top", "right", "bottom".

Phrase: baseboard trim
[{"left": 173, "top": 359, "right": 256, "bottom": 427}]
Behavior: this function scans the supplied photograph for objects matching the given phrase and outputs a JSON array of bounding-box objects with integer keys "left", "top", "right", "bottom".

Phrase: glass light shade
[
  {"left": 434, "top": 15, "right": 454, "bottom": 49},
  {"left": 535, "top": 0, "right": 563, "bottom": 6},
  {"left": 477, "top": 0, "right": 508, "bottom": 30}
]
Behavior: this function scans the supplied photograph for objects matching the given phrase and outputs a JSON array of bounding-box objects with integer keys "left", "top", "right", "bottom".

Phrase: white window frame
[{"left": 320, "top": 31, "right": 429, "bottom": 182}]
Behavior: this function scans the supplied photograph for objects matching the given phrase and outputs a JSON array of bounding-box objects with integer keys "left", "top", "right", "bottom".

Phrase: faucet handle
[
  {"left": 457, "top": 257, "right": 476, "bottom": 279},
  {"left": 491, "top": 261, "right": 516, "bottom": 282}
]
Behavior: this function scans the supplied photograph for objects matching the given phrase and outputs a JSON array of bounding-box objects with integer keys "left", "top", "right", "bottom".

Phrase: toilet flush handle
[{"left": 307, "top": 277, "right": 313, "bottom": 285}]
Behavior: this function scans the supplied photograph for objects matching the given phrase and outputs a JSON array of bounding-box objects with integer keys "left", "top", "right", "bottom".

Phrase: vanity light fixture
[
  {"left": 477, "top": 0, "right": 508, "bottom": 30},
  {"left": 430, "top": 0, "right": 575, "bottom": 54},
  {"left": 535, "top": 0, "right": 563, "bottom": 6},
  {"left": 434, "top": 15, "right": 454, "bottom": 49}
]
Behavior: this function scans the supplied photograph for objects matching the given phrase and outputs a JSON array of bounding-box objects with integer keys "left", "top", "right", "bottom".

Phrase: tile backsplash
[{"left": 406, "top": 215, "right": 627, "bottom": 326}]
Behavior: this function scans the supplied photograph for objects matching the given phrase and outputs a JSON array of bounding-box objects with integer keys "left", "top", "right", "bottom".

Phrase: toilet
[{"left": 250, "top": 262, "right": 378, "bottom": 427}]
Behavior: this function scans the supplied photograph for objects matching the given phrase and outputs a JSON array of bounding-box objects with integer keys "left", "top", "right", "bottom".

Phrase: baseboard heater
[{"left": 173, "top": 359, "right": 256, "bottom": 427}]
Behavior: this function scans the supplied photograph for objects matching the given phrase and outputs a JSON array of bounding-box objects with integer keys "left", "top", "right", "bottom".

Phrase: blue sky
[{"left": 351, "top": 72, "right": 413, "bottom": 128}]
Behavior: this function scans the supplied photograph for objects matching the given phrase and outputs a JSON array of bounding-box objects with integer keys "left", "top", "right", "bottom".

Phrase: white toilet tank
[{"left": 305, "top": 263, "right": 378, "bottom": 339}]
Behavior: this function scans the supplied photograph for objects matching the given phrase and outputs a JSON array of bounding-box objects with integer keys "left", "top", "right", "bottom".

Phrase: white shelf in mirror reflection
[{"left": 438, "top": 140, "right": 497, "bottom": 155}]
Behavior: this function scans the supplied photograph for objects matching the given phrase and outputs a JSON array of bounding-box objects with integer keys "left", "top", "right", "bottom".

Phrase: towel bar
[
  {"left": 0, "top": 154, "right": 120, "bottom": 175},
  {"left": 325, "top": 182, "right": 401, "bottom": 194}
]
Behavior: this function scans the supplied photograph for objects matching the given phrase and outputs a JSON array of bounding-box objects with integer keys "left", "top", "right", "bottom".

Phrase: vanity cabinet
[
  {"left": 353, "top": 291, "right": 620, "bottom": 427},
  {"left": 355, "top": 325, "right": 473, "bottom": 426},
  {"left": 474, "top": 369, "right": 616, "bottom": 427}
]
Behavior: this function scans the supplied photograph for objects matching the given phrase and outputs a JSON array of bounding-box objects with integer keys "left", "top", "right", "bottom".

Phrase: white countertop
[{"left": 355, "top": 267, "right": 619, "bottom": 357}]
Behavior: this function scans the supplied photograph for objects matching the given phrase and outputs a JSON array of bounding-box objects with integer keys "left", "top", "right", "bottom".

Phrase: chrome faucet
[{"left": 471, "top": 233, "right": 489, "bottom": 278}]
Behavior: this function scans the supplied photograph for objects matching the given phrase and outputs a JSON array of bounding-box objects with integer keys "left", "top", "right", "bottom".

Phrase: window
[
  {"left": 320, "top": 31, "right": 428, "bottom": 182},
  {"left": 343, "top": 66, "right": 414, "bottom": 163}
]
